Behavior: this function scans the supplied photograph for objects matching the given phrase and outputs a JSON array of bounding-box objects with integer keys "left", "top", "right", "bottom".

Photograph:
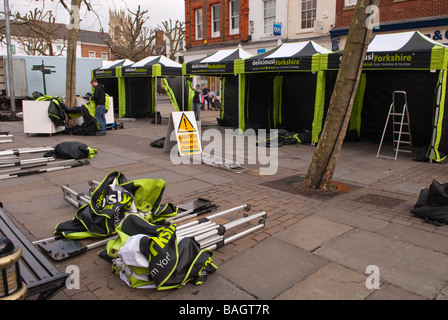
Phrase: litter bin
[{"left": 0, "top": 237, "right": 27, "bottom": 300}]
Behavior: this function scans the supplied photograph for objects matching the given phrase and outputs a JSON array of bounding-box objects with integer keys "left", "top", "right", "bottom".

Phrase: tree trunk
[
  {"left": 302, "top": 0, "right": 379, "bottom": 190},
  {"left": 65, "top": 0, "right": 82, "bottom": 108}
]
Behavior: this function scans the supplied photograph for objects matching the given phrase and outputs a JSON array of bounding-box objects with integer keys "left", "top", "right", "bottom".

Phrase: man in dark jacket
[
  {"left": 90, "top": 78, "right": 107, "bottom": 136},
  {"left": 193, "top": 84, "right": 201, "bottom": 121}
]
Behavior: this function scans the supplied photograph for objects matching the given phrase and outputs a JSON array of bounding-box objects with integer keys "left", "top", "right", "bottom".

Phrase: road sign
[
  {"left": 31, "top": 60, "right": 56, "bottom": 94},
  {"left": 273, "top": 23, "right": 282, "bottom": 36}
]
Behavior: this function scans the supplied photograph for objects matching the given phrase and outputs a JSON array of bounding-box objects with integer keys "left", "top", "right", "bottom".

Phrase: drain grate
[{"left": 354, "top": 194, "right": 406, "bottom": 208}]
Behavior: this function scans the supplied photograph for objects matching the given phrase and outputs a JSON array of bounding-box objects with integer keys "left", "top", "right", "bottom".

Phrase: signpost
[
  {"left": 32, "top": 60, "right": 56, "bottom": 95},
  {"left": 164, "top": 111, "right": 202, "bottom": 156}
]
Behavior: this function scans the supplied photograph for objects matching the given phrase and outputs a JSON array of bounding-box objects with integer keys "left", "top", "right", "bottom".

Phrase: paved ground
[{"left": 0, "top": 95, "right": 447, "bottom": 303}]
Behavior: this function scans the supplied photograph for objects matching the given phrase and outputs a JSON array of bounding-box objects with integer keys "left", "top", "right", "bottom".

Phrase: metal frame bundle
[
  {"left": 0, "top": 146, "right": 56, "bottom": 171},
  {"left": 0, "top": 131, "right": 14, "bottom": 144},
  {"left": 0, "top": 146, "right": 90, "bottom": 180},
  {"left": 48, "top": 182, "right": 266, "bottom": 261}
]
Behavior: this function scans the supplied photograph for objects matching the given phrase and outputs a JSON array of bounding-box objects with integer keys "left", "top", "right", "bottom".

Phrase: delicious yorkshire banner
[
  {"left": 244, "top": 57, "right": 310, "bottom": 72},
  {"left": 93, "top": 69, "right": 116, "bottom": 78},
  {"left": 187, "top": 62, "right": 231, "bottom": 74},
  {"left": 326, "top": 51, "right": 432, "bottom": 70},
  {"left": 122, "top": 67, "right": 151, "bottom": 76}
]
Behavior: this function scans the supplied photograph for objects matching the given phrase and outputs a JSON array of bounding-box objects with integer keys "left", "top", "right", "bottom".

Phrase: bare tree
[
  {"left": 13, "top": 8, "right": 66, "bottom": 56},
  {"left": 157, "top": 19, "right": 185, "bottom": 61},
  {"left": 102, "top": 6, "right": 156, "bottom": 61},
  {"left": 302, "top": 0, "right": 380, "bottom": 190}
]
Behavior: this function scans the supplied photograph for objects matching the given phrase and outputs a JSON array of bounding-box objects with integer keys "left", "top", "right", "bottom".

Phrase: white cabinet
[
  {"left": 22, "top": 97, "right": 116, "bottom": 135},
  {"left": 22, "top": 100, "right": 65, "bottom": 135}
]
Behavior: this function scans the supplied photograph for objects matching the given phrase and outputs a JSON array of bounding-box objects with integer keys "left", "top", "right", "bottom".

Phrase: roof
[
  {"left": 0, "top": 19, "right": 112, "bottom": 45},
  {"left": 244, "top": 41, "right": 332, "bottom": 72},
  {"left": 122, "top": 55, "right": 182, "bottom": 77},
  {"left": 185, "top": 47, "right": 253, "bottom": 74},
  {"left": 322, "top": 31, "right": 448, "bottom": 70}
]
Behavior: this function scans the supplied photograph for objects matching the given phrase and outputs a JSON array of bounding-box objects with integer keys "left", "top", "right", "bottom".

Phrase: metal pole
[
  {"left": 154, "top": 75, "right": 158, "bottom": 124},
  {"left": 176, "top": 204, "right": 250, "bottom": 230},
  {"left": 3, "top": 0, "right": 16, "bottom": 118},
  {"left": 41, "top": 60, "right": 47, "bottom": 95},
  {"left": 182, "top": 75, "right": 184, "bottom": 111},
  {"left": 203, "top": 223, "right": 265, "bottom": 251},
  {"left": 194, "top": 211, "right": 267, "bottom": 243}
]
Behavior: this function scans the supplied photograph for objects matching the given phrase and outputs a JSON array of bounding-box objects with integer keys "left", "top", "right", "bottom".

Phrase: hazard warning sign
[
  {"left": 167, "top": 112, "right": 202, "bottom": 156},
  {"left": 178, "top": 113, "right": 195, "bottom": 133}
]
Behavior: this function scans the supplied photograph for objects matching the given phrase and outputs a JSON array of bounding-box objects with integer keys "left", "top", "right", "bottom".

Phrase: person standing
[
  {"left": 90, "top": 78, "right": 107, "bottom": 136},
  {"left": 193, "top": 84, "right": 201, "bottom": 121},
  {"left": 202, "top": 84, "right": 210, "bottom": 110}
]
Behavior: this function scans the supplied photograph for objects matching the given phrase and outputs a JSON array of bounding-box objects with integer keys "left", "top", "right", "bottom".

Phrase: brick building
[
  {"left": 0, "top": 20, "right": 112, "bottom": 60},
  {"left": 184, "top": 0, "right": 250, "bottom": 52},
  {"left": 331, "top": 0, "right": 448, "bottom": 50},
  {"left": 79, "top": 29, "right": 112, "bottom": 60}
]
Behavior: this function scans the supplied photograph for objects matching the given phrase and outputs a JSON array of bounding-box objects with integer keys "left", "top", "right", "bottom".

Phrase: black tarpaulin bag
[
  {"left": 49, "top": 141, "right": 97, "bottom": 159},
  {"left": 55, "top": 171, "right": 132, "bottom": 239},
  {"left": 54, "top": 171, "right": 169, "bottom": 239},
  {"left": 107, "top": 214, "right": 217, "bottom": 290},
  {"left": 48, "top": 98, "right": 67, "bottom": 127},
  {"left": 411, "top": 180, "right": 448, "bottom": 225}
]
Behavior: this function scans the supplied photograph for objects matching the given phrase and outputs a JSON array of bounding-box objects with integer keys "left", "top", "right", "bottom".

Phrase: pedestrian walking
[
  {"left": 202, "top": 84, "right": 211, "bottom": 110},
  {"left": 193, "top": 84, "right": 202, "bottom": 121},
  {"left": 90, "top": 78, "right": 107, "bottom": 136}
]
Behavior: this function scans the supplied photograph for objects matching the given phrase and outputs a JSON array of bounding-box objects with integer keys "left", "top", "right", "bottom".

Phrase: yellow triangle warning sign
[{"left": 178, "top": 113, "right": 196, "bottom": 133}]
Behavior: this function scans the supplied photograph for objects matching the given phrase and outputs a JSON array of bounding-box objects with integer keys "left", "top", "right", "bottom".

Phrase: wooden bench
[{"left": 0, "top": 203, "right": 68, "bottom": 300}]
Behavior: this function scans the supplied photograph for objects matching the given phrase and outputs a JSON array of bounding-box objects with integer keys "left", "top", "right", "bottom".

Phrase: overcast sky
[{"left": 5, "top": 0, "right": 185, "bottom": 31}]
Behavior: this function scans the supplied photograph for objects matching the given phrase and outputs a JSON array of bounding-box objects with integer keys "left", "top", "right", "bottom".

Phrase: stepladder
[{"left": 376, "top": 91, "right": 413, "bottom": 161}]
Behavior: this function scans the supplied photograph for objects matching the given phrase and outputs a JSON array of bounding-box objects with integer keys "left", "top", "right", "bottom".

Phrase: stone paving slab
[
  {"left": 217, "top": 237, "right": 328, "bottom": 299},
  {"left": 275, "top": 263, "right": 374, "bottom": 300},
  {"left": 273, "top": 215, "right": 353, "bottom": 251},
  {"left": 162, "top": 274, "right": 256, "bottom": 300},
  {"left": 315, "top": 206, "right": 390, "bottom": 232},
  {"left": 315, "top": 229, "right": 448, "bottom": 299},
  {"left": 377, "top": 222, "right": 448, "bottom": 254},
  {"left": 366, "top": 284, "right": 425, "bottom": 300}
]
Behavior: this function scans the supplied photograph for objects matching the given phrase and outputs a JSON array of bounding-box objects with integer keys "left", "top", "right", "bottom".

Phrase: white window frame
[
  {"left": 229, "top": 0, "right": 239, "bottom": 35},
  {"left": 211, "top": 4, "right": 220, "bottom": 38},
  {"left": 101, "top": 52, "right": 108, "bottom": 60},
  {"left": 301, "top": 0, "right": 317, "bottom": 30},
  {"left": 195, "top": 8, "right": 203, "bottom": 40},
  {"left": 263, "top": 0, "right": 276, "bottom": 35},
  {"left": 345, "top": 0, "right": 357, "bottom": 6},
  {"left": 89, "top": 51, "right": 95, "bottom": 58}
]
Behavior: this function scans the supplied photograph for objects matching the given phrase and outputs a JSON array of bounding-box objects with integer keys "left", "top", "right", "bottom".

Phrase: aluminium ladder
[{"left": 376, "top": 91, "right": 412, "bottom": 161}]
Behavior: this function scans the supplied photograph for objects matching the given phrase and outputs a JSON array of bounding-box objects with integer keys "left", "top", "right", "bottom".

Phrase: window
[
  {"left": 89, "top": 51, "right": 95, "bottom": 58},
  {"left": 195, "top": 8, "right": 203, "bottom": 40},
  {"left": 230, "top": 0, "right": 239, "bottom": 35},
  {"left": 345, "top": 0, "right": 357, "bottom": 6},
  {"left": 11, "top": 44, "right": 16, "bottom": 55},
  {"left": 301, "top": 0, "right": 316, "bottom": 29},
  {"left": 264, "top": 0, "right": 276, "bottom": 34},
  {"left": 56, "top": 45, "right": 62, "bottom": 52},
  {"left": 101, "top": 52, "right": 108, "bottom": 60},
  {"left": 211, "top": 4, "right": 220, "bottom": 38}
]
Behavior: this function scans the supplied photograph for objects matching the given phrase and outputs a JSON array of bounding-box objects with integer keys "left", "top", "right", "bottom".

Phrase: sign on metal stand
[
  {"left": 163, "top": 111, "right": 202, "bottom": 156},
  {"left": 32, "top": 60, "right": 56, "bottom": 95}
]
